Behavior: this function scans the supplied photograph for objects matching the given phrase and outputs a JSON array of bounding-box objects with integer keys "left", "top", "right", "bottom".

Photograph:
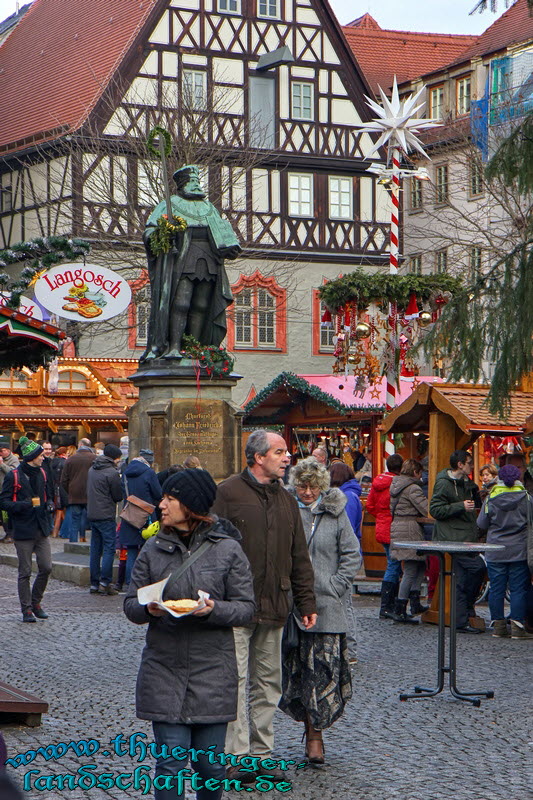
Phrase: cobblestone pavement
[{"left": 0, "top": 559, "right": 531, "bottom": 800}]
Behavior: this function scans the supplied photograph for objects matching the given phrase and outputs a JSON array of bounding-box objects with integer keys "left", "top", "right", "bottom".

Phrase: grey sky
[{"left": 0, "top": 0, "right": 506, "bottom": 35}]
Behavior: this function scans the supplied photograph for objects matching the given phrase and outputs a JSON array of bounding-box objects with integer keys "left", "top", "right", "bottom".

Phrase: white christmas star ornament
[{"left": 360, "top": 77, "right": 441, "bottom": 159}]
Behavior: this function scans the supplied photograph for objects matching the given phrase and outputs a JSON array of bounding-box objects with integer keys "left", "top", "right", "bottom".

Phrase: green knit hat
[{"left": 18, "top": 436, "right": 44, "bottom": 462}]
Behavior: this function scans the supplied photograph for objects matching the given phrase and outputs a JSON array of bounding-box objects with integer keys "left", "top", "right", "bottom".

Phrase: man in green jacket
[
  {"left": 212, "top": 429, "right": 317, "bottom": 779},
  {"left": 430, "top": 449, "right": 486, "bottom": 634}
]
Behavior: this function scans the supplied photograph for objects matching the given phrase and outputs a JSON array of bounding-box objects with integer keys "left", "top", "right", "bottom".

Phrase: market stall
[{"left": 243, "top": 371, "right": 442, "bottom": 578}]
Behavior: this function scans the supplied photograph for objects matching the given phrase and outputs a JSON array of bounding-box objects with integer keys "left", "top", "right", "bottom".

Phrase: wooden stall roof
[
  {"left": 0, "top": 357, "right": 138, "bottom": 425},
  {"left": 243, "top": 372, "right": 442, "bottom": 426},
  {"left": 382, "top": 382, "right": 533, "bottom": 437},
  {"left": 0, "top": 305, "right": 65, "bottom": 367}
]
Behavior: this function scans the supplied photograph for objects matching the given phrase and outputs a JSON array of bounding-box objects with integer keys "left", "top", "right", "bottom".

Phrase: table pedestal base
[{"left": 399, "top": 552, "right": 495, "bottom": 707}]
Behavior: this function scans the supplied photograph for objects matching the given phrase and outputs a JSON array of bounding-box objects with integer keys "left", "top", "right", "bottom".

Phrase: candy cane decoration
[
  {"left": 357, "top": 78, "right": 440, "bottom": 458},
  {"left": 385, "top": 147, "right": 401, "bottom": 457}
]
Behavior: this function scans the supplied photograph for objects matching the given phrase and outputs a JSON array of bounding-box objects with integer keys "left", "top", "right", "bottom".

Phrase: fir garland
[
  {"left": 318, "top": 270, "right": 462, "bottom": 314},
  {"left": 149, "top": 215, "right": 188, "bottom": 256},
  {"left": 147, "top": 126, "right": 172, "bottom": 159},
  {"left": 0, "top": 236, "right": 91, "bottom": 308},
  {"left": 243, "top": 371, "right": 385, "bottom": 419},
  {"left": 181, "top": 335, "right": 235, "bottom": 378}
]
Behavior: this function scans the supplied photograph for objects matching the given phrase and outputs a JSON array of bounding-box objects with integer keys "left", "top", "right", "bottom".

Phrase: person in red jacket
[{"left": 366, "top": 454, "right": 403, "bottom": 619}]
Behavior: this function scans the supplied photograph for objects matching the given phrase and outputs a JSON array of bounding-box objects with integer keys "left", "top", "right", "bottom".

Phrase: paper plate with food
[{"left": 137, "top": 576, "right": 209, "bottom": 618}]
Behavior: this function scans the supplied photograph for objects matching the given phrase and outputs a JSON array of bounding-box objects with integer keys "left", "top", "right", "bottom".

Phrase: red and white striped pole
[{"left": 385, "top": 146, "right": 401, "bottom": 458}]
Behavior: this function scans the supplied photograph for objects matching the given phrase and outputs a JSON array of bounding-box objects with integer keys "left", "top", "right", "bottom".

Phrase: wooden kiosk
[{"left": 382, "top": 381, "right": 533, "bottom": 623}]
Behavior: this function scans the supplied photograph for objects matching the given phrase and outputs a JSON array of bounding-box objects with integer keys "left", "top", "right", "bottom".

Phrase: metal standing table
[{"left": 394, "top": 540, "right": 504, "bottom": 707}]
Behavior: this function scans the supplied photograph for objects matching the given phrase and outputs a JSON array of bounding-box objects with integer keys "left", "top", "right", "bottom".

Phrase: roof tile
[
  {"left": 342, "top": 16, "right": 476, "bottom": 94},
  {"left": 0, "top": 0, "right": 158, "bottom": 153}
]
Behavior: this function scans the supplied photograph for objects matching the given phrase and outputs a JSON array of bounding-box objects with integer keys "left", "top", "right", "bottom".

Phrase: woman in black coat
[{"left": 124, "top": 469, "right": 255, "bottom": 800}]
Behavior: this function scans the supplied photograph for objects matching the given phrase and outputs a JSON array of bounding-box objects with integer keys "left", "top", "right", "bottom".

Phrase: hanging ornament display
[{"left": 355, "top": 322, "right": 371, "bottom": 340}]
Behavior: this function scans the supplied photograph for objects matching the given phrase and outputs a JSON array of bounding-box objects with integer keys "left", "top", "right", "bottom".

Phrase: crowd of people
[{"left": 1, "top": 430, "right": 532, "bottom": 800}]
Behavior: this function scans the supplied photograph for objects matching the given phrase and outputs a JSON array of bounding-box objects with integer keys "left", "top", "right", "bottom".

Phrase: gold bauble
[
  {"left": 347, "top": 354, "right": 358, "bottom": 364},
  {"left": 418, "top": 311, "right": 433, "bottom": 327},
  {"left": 355, "top": 322, "right": 371, "bottom": 340}
]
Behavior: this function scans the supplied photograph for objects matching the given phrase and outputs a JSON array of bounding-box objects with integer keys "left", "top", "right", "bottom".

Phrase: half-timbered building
[{"left": 0, "top": 0, "right": 393, "bottom": 404}]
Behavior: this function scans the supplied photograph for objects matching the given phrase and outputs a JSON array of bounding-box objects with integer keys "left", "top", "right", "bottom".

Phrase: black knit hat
[
  {"left": 162, "top": 468, "right": 217, "bottom": 514},
  {"left": 104, "top": 444, "right": 122, "bottom": 460},
  {"left": 18, "top": 436, "right": 44, "bottom": 462}
]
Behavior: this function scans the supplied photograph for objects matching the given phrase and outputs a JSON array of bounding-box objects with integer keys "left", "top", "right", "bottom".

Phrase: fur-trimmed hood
[{"left": 314, "top": 487, "right": 348, "bottom": 517}]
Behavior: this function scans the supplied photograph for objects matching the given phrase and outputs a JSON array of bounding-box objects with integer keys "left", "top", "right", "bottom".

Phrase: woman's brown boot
[{"left": 304, "top": 717, "right": 325, "bottom": 764}]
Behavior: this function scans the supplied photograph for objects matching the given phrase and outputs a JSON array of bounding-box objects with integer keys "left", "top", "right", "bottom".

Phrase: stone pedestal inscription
[{"left": 128, "top": 371, "right": 243, "bottom": 481}]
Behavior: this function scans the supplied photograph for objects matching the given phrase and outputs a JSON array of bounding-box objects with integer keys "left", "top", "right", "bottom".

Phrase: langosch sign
[
  {"left": 34, "top": 263, "right": 132, "bottom": 322},
  {"left": 0, "top": 292, "right": 43, "bottom": 321}
]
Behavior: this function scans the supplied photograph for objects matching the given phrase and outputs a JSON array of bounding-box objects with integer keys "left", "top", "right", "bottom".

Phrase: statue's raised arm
[{"left": 140, "top": 165, "right": 242, "bottom": 363}]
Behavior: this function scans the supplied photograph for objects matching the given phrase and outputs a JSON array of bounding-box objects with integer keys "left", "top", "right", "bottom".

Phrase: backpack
[{"left": 11, "top": 468, "right": 47, "bottom": 502}]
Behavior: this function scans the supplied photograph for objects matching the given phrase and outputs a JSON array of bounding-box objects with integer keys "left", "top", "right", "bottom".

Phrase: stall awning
[
  {"left": 243, "top": 372, "right": 442, "bottom": 426},
  {"left": 381, "top": 382, "right": 532, "bottom": 437},
  {"left": 0, "top": 306, "right": 64, "bottom": 369}
]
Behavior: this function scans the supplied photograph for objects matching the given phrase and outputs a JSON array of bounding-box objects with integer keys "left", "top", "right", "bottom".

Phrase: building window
[
  {"left": 0, "top": 185, "right": 12, "bottom": 213},
  {"left": 329, "top": 176, "right": 352, "bottom": 220},
  {"left": 436, "top": 249, "right": 448, "bottom": 274},
  {"left": 410, "top": 255, "right": 422, "bottom": 275},
  {"left": 319, "top": 301, "right": 337, "bottom": 351},
  {"left": 183, "top": 69, "right": 207, "bottom": 110},
  {"left": 291, "top": 82, "right": 313, "bottom": 120},
  {"left": 429, "top": 85, "right": 444, "bottom": 120},
  {"left": 410, "top": 177, "right": 423, "bottom": 210},
  {"left": 288, "top": 173, "right": 313, "bottom": 217},
  {"left": 456, "top": 77, "right": 471, "bottom": 116},
  {"left": 470, "top": 160, "right": 483, "bottom": 197},
  {"left": 258, "top": 0, "right": 279, "bottom": 17},
  {"left": 470, "top": 246, "right": 482, "bottom": 278},
  {"left": 56, "top": 371, "right": 90, "bottom": 392},
  {"left": 0, "top": 369, "right": 29, "bottom": 390},
  {"left": 218, "top": 0, "right": 240, "bottom": 12},
  {"left": 435, "top": 165, "right": 448, "bottom": 203},
  {"left": 227, "top": 271, "right": 287, "bottom": 352}
]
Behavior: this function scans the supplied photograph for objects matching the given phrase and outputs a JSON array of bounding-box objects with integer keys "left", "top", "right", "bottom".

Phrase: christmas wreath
[
  {"left": 149, "top": 214, "right": 188, "bottom": 256},
  {"left": 181, "top": 335, "right": 234, "bottom": 377}
]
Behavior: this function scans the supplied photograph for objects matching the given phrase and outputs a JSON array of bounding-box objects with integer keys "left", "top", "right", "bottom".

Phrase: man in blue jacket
[
  {"left": 0, "top": 436, "right": 53, "bottom": 622},
  {"left": 87, "top": 444, "right": 123, "bottom": 595}
]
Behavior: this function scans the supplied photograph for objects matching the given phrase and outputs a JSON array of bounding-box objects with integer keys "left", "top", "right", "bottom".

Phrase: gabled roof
[
  {"left": 447, "top": 0, "right": 533, "bottom": 66},
  {"left": 382, "top": 382, "right": 531, "bottom": 437},
  {"left": 243, "top": 372, "right": 441, "bottom": 425},
  {"left": 0, "top": 0, "right": 164, "bottom": 154},
  {"left": 342, "top": 15, "right": 477, "bottom": 95}
]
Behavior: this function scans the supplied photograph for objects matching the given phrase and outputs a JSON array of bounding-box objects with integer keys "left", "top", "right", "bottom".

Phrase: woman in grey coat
[
  {"left": 279, "top": 458, "right": 360, "bottom": 764},
  {"left": 124, "top": 469, "right": 255, "bottom": 800},
  {"left": 389, "top": 459, "right": 429, "bottom": 624}
]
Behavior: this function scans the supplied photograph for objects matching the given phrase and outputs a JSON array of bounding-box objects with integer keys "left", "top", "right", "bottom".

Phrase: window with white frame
[
  {"left": 435, "top": 165, "right": 448, "bottom": 203},
  {"left": 436, "top": 249, "right": 448, "bottom": 274},
  {"left": 456, "top": 76, "right": 471, "bottom": 115},
  {"left": 218, "top": 0, "right": 240, "bottom": 12},
  {"left": 182, "top": 69, "right": 207, "bottom": 110},
  {"left": 319, "top": 302, "right": 336, "bottom": 351},
  {"left": 470, "top": 160, "right": 483, "bottom": 197},
  {"left": 291, "top": 82, "right": 313, "bottom": 120},
  {"left": 470, "top": 246, "right": 482, "bottom": 278},
  {"left": 410, "top": 255, "right": 422, "bottom": 275},
  {"left": 258, "top": 0, "right": 279, "bottom": 17},
  {"left": 329, "top": 176, "right": 352, "bottom": 219},
  {"left": 429, "top": 85, "right": 444, "bottom": 120},
  {"left": 288, "top": 173, "right": 313, "bottom": 217},
  {"left": 234, "top": 287, "right": 276, "bottom": 348},
  {"left": 410, "top": 177, "right": 423, "bottom": 210}
]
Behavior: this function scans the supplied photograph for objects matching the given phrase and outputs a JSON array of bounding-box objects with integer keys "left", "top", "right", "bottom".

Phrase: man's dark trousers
[
  {"left": 455, "top": 553, "right": 486, "bottom": 627},
  {"left": 14, "top": 534, "right": 52, "bottom": 613}
]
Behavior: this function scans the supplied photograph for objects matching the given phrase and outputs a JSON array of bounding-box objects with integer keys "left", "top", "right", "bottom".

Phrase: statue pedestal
[{"left": 128, "top": 360, "right": 243, "bottom": 481}]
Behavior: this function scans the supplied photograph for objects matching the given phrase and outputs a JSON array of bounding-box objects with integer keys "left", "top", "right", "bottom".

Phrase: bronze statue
[{"left": 140, "top": 165, "right": 241, "bottom": 362}]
